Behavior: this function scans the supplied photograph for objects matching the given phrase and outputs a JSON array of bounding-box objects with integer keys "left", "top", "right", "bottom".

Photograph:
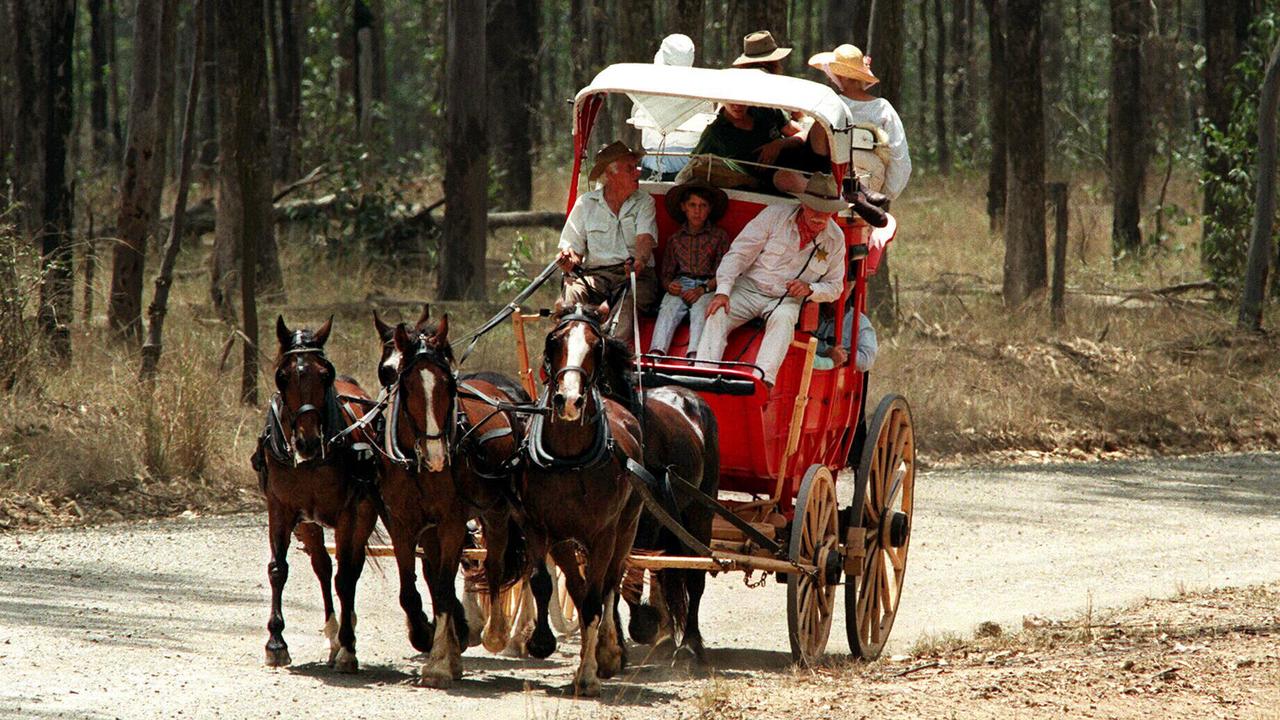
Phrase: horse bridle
[
  {"left": 384, "top": 332, "right": 458, "bottom": 468},
  {"left": 276, "top": 343, "right": 337, "bottom": 460},
  {"left": 543, "top": 307, "right": 607, "bottom": 402}
]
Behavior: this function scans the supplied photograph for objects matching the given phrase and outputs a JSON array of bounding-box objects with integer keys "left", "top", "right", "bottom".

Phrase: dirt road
[{"left": 3, "top": 453, "right": 1279, "bottom": 719}]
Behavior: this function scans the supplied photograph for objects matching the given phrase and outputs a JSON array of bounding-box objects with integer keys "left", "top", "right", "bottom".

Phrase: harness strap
[{"left": 624, "top": 458, "right": 716, "bottom": 559}]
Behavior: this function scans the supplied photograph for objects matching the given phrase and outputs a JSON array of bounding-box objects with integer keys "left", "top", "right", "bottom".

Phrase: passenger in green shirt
[{"left": 692, "top": 103, "right": 822, "bottom": 190}]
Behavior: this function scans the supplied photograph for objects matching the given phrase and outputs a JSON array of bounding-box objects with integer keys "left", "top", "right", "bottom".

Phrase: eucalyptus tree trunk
[
  {"left": 933, "top": 0, "right": 949, "bottom": 174},
  {"left": 1002, "top": 0, "right": 1046, "bottom": 306},
  {"left": 983, "top": 0, "right": 1007, "bottom": 232},
  {"left": 215, "top": 0, "right": 271, "bottom": 404},
  {"left": 675, "top": 0, "right": 706, "bottom": 51},
  {"left": 488, "top": 0, "right": 539, "bottom": 211},
  {"left": 89, "top": 0, "right": 111, "bottom": 163},
  {"left": 141, "top": 0, "right": 205, "bottom": 382},
  {"left": 1237, "top": 37, "right": 1280, "bottom": 332},
  {"left": 866, "top": 0, "right": 904, "bottom": 329},
  {"left": 1108, "top": 0, "right": 1149, "bottom": 258},
  {"left": 8, "top": 0, "right": 77, "bottom": 360},
  {"left": 108, "top": 0, "right": 177, "bottom": 342},
  {"left": 439, "top": 0, "right": 488, "bottom": 300},
  {"left": 1200, "top": 0, "right": 1255, "bottom": 265}
]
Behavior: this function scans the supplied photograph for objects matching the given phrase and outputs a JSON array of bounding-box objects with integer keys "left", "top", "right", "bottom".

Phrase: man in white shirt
[
  {"left": 695, "top": 173, "right": 847, "bottom": 385},
  {"left": 556, "top": 141, "right": 660, "bottom": 343}
]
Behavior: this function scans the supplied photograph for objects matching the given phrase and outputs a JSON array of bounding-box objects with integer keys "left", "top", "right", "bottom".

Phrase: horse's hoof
[
  {"left": 595, "top": 644, "right": 623, "bottom": 679},
  {"left": 482, "top": 626, "right": 509, "bottom": 655},
  {"left": 672, "top": 643, "right": 703, "bottom": 670},
  {"left": 650, "top": 634, "right": 676, "bottom": 659},
  {"left": 408, "top": 616, "right": 435, "bottom": 654},
  {"left": 264, "top": 646, "right": 292, "bottom": 668},
  {"left": 527, "top": 626, "right": 557, "bottom": 659},
  {"left": 572, "top": 676, "right": 601, "bottom": 698},
  {"left": 627, "top": 605, "right": 660, "bottom": 644},
  {"left": 333, "top": 647, "right": 358, "bottom": 673},
  {"left": 418, "top": 667, "right": 453, "bottom": 689}
]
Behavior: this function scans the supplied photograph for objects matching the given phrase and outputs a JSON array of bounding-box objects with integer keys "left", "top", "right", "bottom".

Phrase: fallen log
[{"left": 163, "top": 197, "right": 565, "bottom": 240}]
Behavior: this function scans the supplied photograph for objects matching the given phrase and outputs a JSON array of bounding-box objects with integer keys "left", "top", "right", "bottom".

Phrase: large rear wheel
[
  {"left": 845, "top": 394, "right": 915, "bottom": 660},
  {"left": 787, "top": 464, "right": 840, "bottom": 666}
]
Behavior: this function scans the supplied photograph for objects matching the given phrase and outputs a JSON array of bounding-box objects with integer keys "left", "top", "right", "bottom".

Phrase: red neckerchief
[{"left": 795, "top": 209, "right": 820, "bottom": 250}]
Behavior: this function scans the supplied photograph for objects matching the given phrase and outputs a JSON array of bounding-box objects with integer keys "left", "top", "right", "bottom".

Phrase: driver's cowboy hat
[
  {"left": 588, "top": 140, "right": 646, "bottom": 182},
  {"left": 732, "top": 30, "right": 792, "bottom": 67},
  {"left": 792, "top": 172, "right": 848, "bottom": 213},
  {"left": 664, "top": 179, "right": 729, "bottom": 225},
  {"left": 808, "top": 44, "right": 879, "bottom": 86}
]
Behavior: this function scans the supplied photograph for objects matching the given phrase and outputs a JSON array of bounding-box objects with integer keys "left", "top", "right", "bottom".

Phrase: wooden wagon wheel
[
  {"left": 846, "top": 394, "right": 915, "bottom": 660},
  {"left": 787, "top": 464, "right": 840, "bottom": 666}
]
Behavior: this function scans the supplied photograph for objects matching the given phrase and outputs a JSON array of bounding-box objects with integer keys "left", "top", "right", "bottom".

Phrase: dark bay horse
[
  {"left": 253, "top": 316, "right": 379, "bottom": 672},
  {"left": 372, "top": 308, "right": 526, "bottom": 687},
  {"left": 596, "top": 336, "right": 720, "bottom": 666},
  {"left": 520, "top": 302, "right": 646, "bottom": 696}
]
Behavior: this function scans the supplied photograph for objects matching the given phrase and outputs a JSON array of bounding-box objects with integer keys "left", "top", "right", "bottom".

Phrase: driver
[
  {"left": 556, "top": 140, "right": 660, "bottom": 345},
  {"left": 694, "top": 172, "right": 847, "bottom": 386}
]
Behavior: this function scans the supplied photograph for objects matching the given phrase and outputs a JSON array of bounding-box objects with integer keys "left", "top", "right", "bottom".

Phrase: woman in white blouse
[{"left": 806, "top": 44, "right": 912, "bottom": 201}]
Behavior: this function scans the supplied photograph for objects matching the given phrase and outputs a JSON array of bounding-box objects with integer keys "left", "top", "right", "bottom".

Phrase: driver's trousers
[{"left": 560, "top": 264, "right": 659, "bottom": 348}]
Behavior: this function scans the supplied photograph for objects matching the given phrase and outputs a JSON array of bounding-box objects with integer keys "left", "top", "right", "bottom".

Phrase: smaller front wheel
[{"left": 787, "top": 464, "right": 840, "bottom": 666}]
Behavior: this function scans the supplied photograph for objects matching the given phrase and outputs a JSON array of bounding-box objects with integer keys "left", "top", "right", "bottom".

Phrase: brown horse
[
  {"left": 253, "top": 316, "right": 380, "bottom": 672},
  {"left": 520, "top": 302, "right": 646, "bottom": 696},
  {"left": 594, "top": 336, "right": 720, "bottom": 666},
  {"left": 372, "top": 308, "right": 526, "bottom": 687}
]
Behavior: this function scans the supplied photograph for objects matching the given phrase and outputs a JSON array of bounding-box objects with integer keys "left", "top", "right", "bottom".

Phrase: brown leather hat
[
  {"left": 664, "top": 179, "right": 729, "bottom": 225},
  {"left": 588, "top": 140, "right": 645, "bottom": 182},
  {"left": 732, "top": 30, "right": 792, "bottom": 67}
]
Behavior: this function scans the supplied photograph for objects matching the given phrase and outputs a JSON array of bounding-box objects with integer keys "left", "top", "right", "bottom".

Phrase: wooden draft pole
[
  {"left": 140, "top": 0, "right": 204, "bottom": 382},
  {"left": 1237, "top": 36, "right": 1280, "bottom": 332}
]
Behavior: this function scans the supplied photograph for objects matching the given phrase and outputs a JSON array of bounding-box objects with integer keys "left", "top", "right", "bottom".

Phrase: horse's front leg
[
  {"left": 419, "top": 522, "right": 468, "bottom": 687},
  {"left": 330, "top": 502, "right": 377, "bottom": 673},
  {"left": 526, "top": 551, "right": 558, "bottom": 659},
  {"left": 387, "top": 511, "right": 434, "bottom": 654},
  {"left": 264, "top": 501, "right": 296, "bottom": 667},
  {"left": 293, "top": 523, "right": 337, "bottom": 664}
]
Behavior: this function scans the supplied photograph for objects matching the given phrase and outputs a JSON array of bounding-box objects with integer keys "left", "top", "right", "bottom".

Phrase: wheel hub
[{"left": 888, "top": 511, "right": 909, "bottom": 547}]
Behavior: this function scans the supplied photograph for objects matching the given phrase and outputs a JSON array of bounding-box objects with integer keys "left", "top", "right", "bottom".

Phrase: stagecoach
[{"left": 502, "top": 63, "right": 917, "bottom": 665}]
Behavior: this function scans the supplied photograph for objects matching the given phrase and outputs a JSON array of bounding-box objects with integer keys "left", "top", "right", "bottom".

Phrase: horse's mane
[{"left": 599, "top": 334, "right": 636, "bottom": 410}]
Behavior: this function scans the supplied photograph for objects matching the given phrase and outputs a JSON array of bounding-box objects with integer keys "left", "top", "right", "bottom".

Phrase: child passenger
[{"left": 648, "top": 181, "right": 732, "bottom": 357}]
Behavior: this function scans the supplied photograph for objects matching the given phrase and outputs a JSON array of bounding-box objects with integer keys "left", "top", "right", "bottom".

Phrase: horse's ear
[
  {"left": 597, "top": 301, "right": 611, "bottom": 323},
  {"left": 276, "top": 315, "right": 290, "bottom": 347},
  {"left": 416, "top": 303, "right": 431, "bottom": 330},
  {"left": 392, "top": 323, "right": 412, "bottom": 353},
  {"left": 373, "top": 310, "right": 394, "bottom": 342},
  {"left": 313, "top": 315, "right": 334, "bottom": 347},
  {"left": 435, "top": 313, "right": 449, "bottom": 344}
]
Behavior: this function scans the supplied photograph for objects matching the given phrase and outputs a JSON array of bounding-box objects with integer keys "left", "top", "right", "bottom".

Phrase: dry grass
[{"left": 0, "top": 166, "right": 1275, "bottom": 527}]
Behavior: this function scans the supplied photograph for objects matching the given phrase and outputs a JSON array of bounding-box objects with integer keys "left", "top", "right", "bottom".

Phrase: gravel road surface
[{"left": 3, "top": 453, "right": 1278, "bottom": 719}]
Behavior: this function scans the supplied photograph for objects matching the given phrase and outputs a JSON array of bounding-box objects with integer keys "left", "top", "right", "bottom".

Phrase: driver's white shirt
[{"left": 557, "top": 188, "right": 658, "bottom": 268}]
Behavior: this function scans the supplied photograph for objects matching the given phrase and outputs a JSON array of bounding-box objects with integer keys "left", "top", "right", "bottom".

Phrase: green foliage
[
  {"left": 1201, "top": 8, "right": 1280, "bottom": 289},
  {"left": 499, "top": 231, "right": 535, "bottom": 294}
]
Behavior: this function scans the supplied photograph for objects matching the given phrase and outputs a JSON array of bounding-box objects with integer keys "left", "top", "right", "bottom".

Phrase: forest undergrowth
[{"left": 0, "top": 168, "right": 1276, "bottom": 529}]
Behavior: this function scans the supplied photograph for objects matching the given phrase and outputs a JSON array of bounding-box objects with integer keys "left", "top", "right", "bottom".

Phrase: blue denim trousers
[{"left": 648, "top": 276, "right": 713, "bottom": 355}]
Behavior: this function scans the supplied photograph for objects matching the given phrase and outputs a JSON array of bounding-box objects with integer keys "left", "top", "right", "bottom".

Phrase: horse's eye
[{"left": 275, "top": 368, "right": 288, "bottom": 390}]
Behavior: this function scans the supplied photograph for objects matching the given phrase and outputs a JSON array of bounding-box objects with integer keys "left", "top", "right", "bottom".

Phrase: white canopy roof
[{"left": 574, "top": 63, "right": 856, "bottom": 160}]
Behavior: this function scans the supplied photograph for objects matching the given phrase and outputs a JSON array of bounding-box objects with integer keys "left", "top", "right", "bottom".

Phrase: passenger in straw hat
[
  {"left": 556, "top": 140, "right": 660, "bottom": 345},
  {"left": 806, "top": 43, "right": 912, "bottom": 200},
  {"left": 694, "top": 173, "right": 848, "bottom": 386}
]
